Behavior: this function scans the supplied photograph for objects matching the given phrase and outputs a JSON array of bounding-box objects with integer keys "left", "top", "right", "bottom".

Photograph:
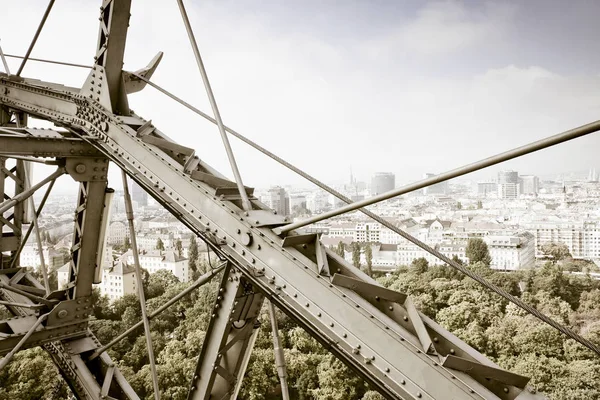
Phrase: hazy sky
[{"left": 2, "top": 0, "right": 600, "bottom": 192}]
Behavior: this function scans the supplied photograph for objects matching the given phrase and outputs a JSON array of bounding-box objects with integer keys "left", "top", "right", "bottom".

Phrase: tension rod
[
  {"left": 16, "top": 0, "right": 55, "bottom": 76},
  {"left": 0, "top": 40, "right": 10, "bottom": 75},
  {"left": 122, "top": 170, "right": 160, "bottom": 400},
  {"left": 267, "top": 300, "right": 290, "bottom": 400},
  {"left": 175, "top": 0, "right": 252, "bottom": 211}
]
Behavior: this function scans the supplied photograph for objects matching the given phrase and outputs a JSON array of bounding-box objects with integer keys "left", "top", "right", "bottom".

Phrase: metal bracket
[
  {"left": 65, "top": 158, "right": 109, "bottom": 182},
  {"left": 47, "top": 298, "right": 91, "bottom": 327},
  {"left": 331, "top": 273, "right": 407, "bottom": 304},
  {"left": 441, "top": 355, "right": 530, "bottom": 389},
  {"left": 281, "top": 233, "right": 319, "bottom": 247}
]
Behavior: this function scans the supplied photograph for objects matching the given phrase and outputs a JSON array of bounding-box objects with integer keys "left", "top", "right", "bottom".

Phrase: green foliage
[
  {"left": 156, "top": 237, "right": 165, "bottom": 251},
  {"left": 123, "top": 235, "right": 131, "bottom": 251},
  {"left": 411, "top": 257, "right": 429, "bottom": 273},
  {"left": 0, "top": 347, "right": 70, "bottom": 400},
  {"left": 351, "top": 242, "right": 361, "bottom": 268},
  {"left": 376, "top": 262, "right": 600, "bottom": 399},
  {"left": 465, "top": 238, "right": 492, "bottom": 266},
  {"left": 335, "top": 241, "right": 345, "bottom": 258},
  {"left": 188, "top": 235, "right": 199, "bottom": 276},
  {"left": 175, "top": 238, "right": 183, "bottom": 258},
  {"left": 541, "top": 242, "right": 572, "bottom": 263},
  {"left": 4, "top": 253, "right": 600, "bottom": 399},
  {"left": 364, "top": 243, "right": 373, "bottom": 277}
]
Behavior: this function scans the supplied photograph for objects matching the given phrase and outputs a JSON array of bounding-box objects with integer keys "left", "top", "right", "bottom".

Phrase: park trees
[{"left": 465, "top": 238, "right": 492, "bottom": 266}]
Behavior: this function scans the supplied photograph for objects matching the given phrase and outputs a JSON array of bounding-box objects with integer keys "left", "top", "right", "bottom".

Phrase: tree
[
  {"left": 188, "top": 235, "right": 199, "bottom": 274},
  {"left": 155, "top": 238, "right": 165, "bottom": 251},
  {"left": 477, "top": 200, "right": 483, "bottom": 209},
  {"left": 410, "top": 257, "right": 429, "bottom": 274},
  {"left": 364, "top": 243, "right": 373, "bottom": 277},
  {"left": 335, "top": 241, "right": 345, "bottom": 258},
  {"left": 451, "top": 254, "right": 464, "bottom": 265},
  {"left": 351, "top": 242, "right": 361, "bottom": 268},
  {"left": 456, "top": 201, "right": 462, "bottom": 210},
  {"left": 465, "top": 238, "right": 492, "bottom": 266},
  {"left": 540, "top": 243, "right": 571, "bottom": 263},
  {"left": 175, "top": 239, "right": 183, "bottom": 258},
  {"left": 123, "top": 236, "right": 131, "bottom": 251}
]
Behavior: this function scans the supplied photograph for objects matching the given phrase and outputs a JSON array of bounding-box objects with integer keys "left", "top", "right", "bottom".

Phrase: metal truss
[{"left": 0, "top": 0, "right": 596, "bottom": 399}]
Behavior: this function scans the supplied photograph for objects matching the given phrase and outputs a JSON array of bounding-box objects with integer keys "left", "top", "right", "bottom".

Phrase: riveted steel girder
[{"left": 188, "top": 265, "right": 264, "bottom": 399}]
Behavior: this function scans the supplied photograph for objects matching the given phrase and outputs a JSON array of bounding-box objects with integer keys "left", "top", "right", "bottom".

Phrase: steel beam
[
  {"left": 0, "top": 128, "right": 102, "bottom": 157},
  {"left": 89, "top": 0, "right": 132, "bottom": 114},
  {"left": 187, "top": 265, "right": 264, "bottom": 400},
  {"left": 68, "top": 177, "right": 109, "bottom": 299}
]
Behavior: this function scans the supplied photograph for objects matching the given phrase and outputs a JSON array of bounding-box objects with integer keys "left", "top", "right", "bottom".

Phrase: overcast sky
[{"left": 2, "top": 0, "right": 600, "bottom": 192}]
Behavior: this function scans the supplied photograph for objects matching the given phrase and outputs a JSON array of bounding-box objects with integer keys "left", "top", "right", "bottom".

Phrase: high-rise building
[
  {"left": 370, "top": 172, "right": 395, "bottom": 196},
  {"left": 588, "top": 168, "right": 598, "bottom": 182},
  {"left": 498, "top": 170, "right": 519, "bottom": 184},
  {"left": 131, "top": 180, "right": 148, "bottom": 207},
  {"left": 498, "top": 183, "right": 519, "bottom": 200},
  {"left": 423, "top": 173, "right": 448, "bottom": 195},
  {"left": 267, "top": 186, "right": 290, "bottom": 216},
  {"left": 520, "top": 175, "right": 539, "bottom": 195}
]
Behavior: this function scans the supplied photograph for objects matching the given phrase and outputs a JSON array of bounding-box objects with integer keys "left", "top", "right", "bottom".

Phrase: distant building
[
  {"left": 98, "top": 260, "right": 137, "bottom": 301},
  {"left": 397, "top": 240, "right": 468, "bottom": 267},
  {"left": 57, "top": 263, "right": 70, "bottom": 290},
  {"left": 121, "top": 249, "right": 189, "bottom": 282},
  {"left": 370, "top": 172, "right": 395, "bottom": 196},
  {"left": 520, "top": 175, "right": 539, "bottom": 195},
  {"left": 484, "top": 232, "right": 535, "bottom": 270},
  {"left": 422, "top": 173, "right": 448, "bottom": 195},
  {"left": 588, "top": 168, "right": 598, "bottom": 182},
  {"left": 525, "top": 220, "right": 584, "bottom": 258},
  {"left": 20, "top": 245, "right": 65, "bottom": 270},
  {"left": 266, "top": 186, "right": 290, "bottom": 216},
  {"left": 131, "top": 180, "right": 149, "bottom": 207},
  {"left": 355, "top": 222, "right": 381, "bottom": 243},
  {"left": 107, "top": 221, "right": 130, "bottom": 245},
  {"left": 498, "top": 183, "right": 519, "bottom": 200},
  {"left": 498, "top": 170, "right": 519, "bottom": 184}
]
